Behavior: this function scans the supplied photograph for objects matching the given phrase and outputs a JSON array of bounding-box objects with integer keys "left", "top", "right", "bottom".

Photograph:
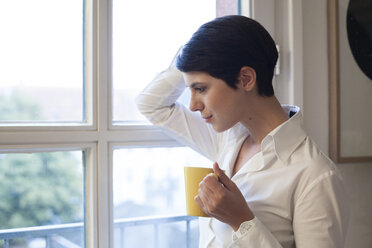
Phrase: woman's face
[{"left": 183, "top": 71, "right": 246, "bottom": 132}]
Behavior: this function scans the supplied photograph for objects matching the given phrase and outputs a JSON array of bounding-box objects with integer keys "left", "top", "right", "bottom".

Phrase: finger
[
  {"left": 208, "top": 172, "right": 219, "bottom": 181},
  {"left": 213, "top": 162, "right": 236, "bottom": 190},
  {"left": 194, "top": 195, "right": 205, "bottom": 211},
  {"left": 200, "top": 173, "right": 222, "bottom": 192},
  {"left": 195, "top": 192, "right": 216, "bottom": 217},
  {"left": 199, "top": 180, "right": 215, "bottom": 199}
]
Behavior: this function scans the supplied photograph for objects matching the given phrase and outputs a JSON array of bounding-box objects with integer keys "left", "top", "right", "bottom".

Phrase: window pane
[
  {"left": 0, "top": 151, "right": 85, "bottom": 247},
  {"left": 0, "top": 0, "right": 84, "bottom": 123},
  {"left": 112, "top": 0, "right": 216, "bottom": 123},
  {"left": 113, "top": 147, "right": 211, "bottom": 248}
]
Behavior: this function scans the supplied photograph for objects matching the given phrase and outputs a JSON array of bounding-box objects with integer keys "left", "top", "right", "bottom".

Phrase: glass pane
[
  {"left": 112, "top": 0, "right": 216, "bottom": 123},
  {"left": 0, "top": 0, "right": 84, "bottom": 123},
  {"left": 0, "top": 151, "right": 85, "bottom": 247},
  {"left": 113, "top": 147, "right": 211, "bottom": 248}
]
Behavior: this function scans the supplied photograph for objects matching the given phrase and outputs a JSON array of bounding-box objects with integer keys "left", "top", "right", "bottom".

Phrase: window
[
  {"left": 0, "top": 151, "right": 85, "bottom": 247},
  {"left": 112, "top": 0, "right": 216, "bottom": 123},
  {"left": 113, "top": 147, "right": 211, "bottom": 247},
  {"left": 0, "top": 0, "right": 85, "bottom": 123},
  {"left": 0, "top": 0, "right": 278, "bottom": 248},
  {"left": 111, "top": 1, "right": 218, "bottom": 247}
]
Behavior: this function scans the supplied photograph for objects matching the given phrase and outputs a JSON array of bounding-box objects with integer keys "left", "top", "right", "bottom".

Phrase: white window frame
[
  {"left": 0, "top": 143, "right": 98, "bottom": 247},
  {"left": 0, "top": 1, "right": 177, "bottom": 247},
  {"left": 0, "top": 1, "right": 303, "bottom": 247}
]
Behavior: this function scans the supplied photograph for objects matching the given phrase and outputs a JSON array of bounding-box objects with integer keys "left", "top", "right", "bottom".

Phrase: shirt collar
[
  {"left": 229, "top": 105, "right": 307, "bottom": 177},
  {"left": 261, "top": 105, "right": 307, "bottom": 165}
]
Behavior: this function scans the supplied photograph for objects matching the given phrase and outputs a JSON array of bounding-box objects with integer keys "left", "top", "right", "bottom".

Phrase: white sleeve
[
  {"left": 230, "top": 170, "right": 349, "bottom": 248},
  {"left": 292, "top": 169, "right": 350, "bottom": 247},
  {"left": 229, "top": 217, "right": 283, "bottom": 248},
  {"left": 135, "top": 66, "right": 222, "bottom": 161}
]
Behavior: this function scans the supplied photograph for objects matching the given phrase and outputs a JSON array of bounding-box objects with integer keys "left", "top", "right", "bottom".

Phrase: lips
[{"left": 203, "top": 115, "right": 213, "bottom": 123}]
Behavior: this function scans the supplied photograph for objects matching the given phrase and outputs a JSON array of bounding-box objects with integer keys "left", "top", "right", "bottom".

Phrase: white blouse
[{"left": 136, "top": 66, "right": 350, "bottom": 248}]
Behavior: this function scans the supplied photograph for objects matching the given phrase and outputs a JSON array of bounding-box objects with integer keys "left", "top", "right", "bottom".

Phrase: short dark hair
[{"left": 176, "top": 15, "right": 278, "bottom": 97}]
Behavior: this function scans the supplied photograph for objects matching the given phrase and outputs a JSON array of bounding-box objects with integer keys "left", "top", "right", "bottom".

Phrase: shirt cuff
[
  {"left": 232, "top": 217, "right": 256, "bottom": 241},
  {"left": 158, "top": 66, "right": 184, "bottom": 88}
]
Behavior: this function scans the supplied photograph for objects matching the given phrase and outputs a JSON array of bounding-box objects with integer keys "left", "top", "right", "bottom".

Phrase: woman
[{"left": 136, "top": 15, "right": 349, "bottom": 247}]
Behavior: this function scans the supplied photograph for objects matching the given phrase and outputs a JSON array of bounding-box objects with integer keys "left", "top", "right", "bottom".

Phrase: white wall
[{"left": 302, "top": 0, "right": 372, "bottom": 247}]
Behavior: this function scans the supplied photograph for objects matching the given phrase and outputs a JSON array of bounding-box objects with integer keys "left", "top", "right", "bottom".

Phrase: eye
[{"left": 194, "top": 87, "right": 206, "bottom": 93}]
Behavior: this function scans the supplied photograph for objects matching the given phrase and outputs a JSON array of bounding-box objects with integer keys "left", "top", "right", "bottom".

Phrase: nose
[{"left": 189, "top": 94, "right": 204, "bottom": 112}]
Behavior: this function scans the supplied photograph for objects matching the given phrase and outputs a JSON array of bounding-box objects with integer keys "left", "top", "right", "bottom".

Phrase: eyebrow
[{"left": 188, "top": 82, "right": 204, "bottom": 88}]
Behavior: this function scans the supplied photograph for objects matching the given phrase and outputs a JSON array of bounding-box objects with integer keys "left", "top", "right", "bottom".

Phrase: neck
[{"left": 240, "top": 95, "right": 288, "bottom": 145}]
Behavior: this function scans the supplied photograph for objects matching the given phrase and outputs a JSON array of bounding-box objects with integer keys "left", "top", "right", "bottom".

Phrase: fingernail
[{"left": 208, "top": 172, "right": 218, "bottom": 180}]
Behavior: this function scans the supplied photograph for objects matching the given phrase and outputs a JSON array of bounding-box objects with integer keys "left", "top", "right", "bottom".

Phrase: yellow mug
[{"left": 184, "top": 166, "right": 218, "bottom": 217}]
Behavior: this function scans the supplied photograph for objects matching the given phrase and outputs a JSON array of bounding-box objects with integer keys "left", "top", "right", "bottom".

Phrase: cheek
[
  {"left": 205, "top": 90, "right": 226, "bottom": 109},
  {"left": 215, "top": 95, "right": 244, "bottom": 122}
]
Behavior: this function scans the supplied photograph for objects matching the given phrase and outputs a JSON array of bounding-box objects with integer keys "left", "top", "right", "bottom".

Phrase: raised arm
[{"left": 135, "top": 52, "right": 222, "bottom": 161}]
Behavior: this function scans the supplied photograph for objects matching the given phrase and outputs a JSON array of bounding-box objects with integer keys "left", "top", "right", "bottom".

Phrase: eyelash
[{"left": 194, "top": 87, "right": 206, "bottom": 93}]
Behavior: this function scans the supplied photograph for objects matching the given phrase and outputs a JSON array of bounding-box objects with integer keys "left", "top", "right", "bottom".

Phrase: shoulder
[
  {"left": 289, "top": 137, "right": 345, "bottom": 201},
  {"left": 290, "top": 137, "right": 338, "bottom": 175}
]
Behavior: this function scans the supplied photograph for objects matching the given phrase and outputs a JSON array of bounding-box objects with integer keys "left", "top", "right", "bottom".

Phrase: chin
[
  {"left": 212, "top": 125, "right": 229, "bottom": 133},
  {"left": 211, "top": 121, "right": 238, "bottom": 133}
]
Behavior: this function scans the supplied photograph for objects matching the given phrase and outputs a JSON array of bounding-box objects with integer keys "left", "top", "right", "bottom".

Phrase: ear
[{"left": 238, "top": 66, "right": 256, "bottom": 91}]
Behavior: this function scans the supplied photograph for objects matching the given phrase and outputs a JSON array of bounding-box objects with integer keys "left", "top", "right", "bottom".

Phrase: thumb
[{"left": 213, "top": 162, "right": 236, "bottom": 190}]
